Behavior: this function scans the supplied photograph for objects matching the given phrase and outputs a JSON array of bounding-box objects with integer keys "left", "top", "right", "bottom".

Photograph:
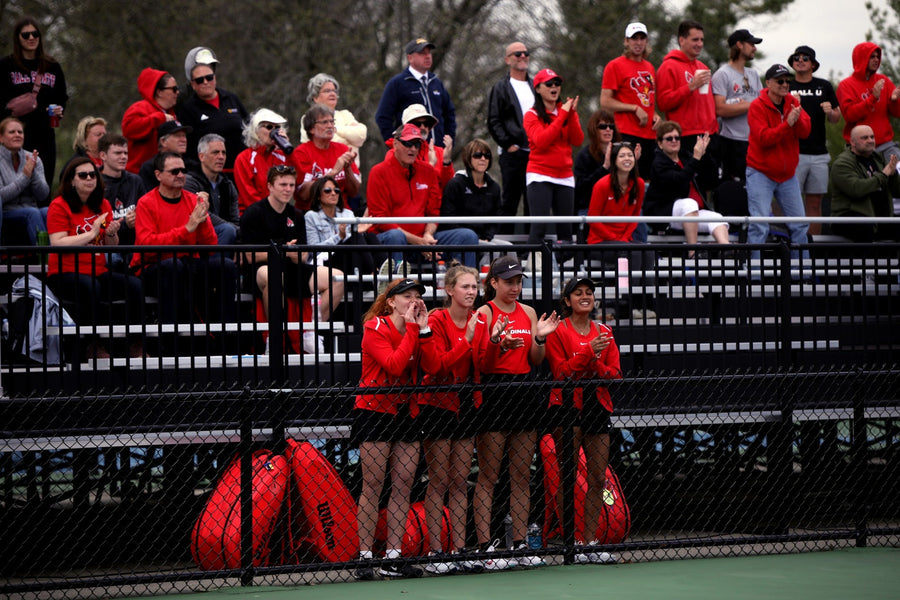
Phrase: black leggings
[{"left": 526, "top": 181, "right": 574, "bottom": 246}]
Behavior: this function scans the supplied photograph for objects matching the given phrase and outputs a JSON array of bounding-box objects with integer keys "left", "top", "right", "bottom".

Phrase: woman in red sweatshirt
[
  {"left": 121, "top": 68, "right": 178, "bottom": 173},
  {"left": 545, "top": 277, "right": 621, "bottom": 563},
  {"left": 418, "top": 264, "right": 480, "bottom": 573},
  {"left": 353, "top": 277, "right": 430, "bottom": 580},
  {"left": 523, "top": 68, "right": 584, "bottom": 251}
]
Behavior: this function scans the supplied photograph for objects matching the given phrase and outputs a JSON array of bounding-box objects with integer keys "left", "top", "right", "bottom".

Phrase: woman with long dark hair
[
  {"left": 546, "top": 277, "right": 622, "bottom": 563},
  {"left": 523, "top": 68, "right": 583, "bottom": 254},
  {"left": 471, "top": 255, "right": 559, "bottom": 569},
  {"left": 587, "top": 141, "right": 656, "bottom": 320},
  {"left": 46, "top": 157, "right": 144, "bottom": 359},
  {"left": 353, "top": 278, "right": 429, "bottom": 580},
  {"left": 304, "top": 175, "right": 385, "bottom": 275},
  {"left": 574, "top": 110, "right": 621, "bottom": 217},
  {"left": 0, "top": 17, "right": 67, "bottom": 190}
]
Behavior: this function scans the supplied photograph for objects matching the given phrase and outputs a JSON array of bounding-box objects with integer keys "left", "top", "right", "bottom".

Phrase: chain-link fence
[{"left": 1, "top": 240, "right": 898, "bottom": 597}]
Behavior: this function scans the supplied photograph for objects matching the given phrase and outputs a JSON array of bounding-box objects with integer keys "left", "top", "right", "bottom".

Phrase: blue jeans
[
  {"left": 2, "top": 205, "right": 47, "bottom": 245},
  {"left": 746, "top": 167, "right": 809, "bottom": 259},
  {"left": 214, "top": 221, "right": 238, "bottom": 245},
  {"left": 376, "top": 227, "right": 479, "bottom": 267}
]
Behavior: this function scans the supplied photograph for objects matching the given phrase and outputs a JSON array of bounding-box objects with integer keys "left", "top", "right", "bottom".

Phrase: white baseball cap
[{"left": 625, "top": 22, "right": 648, "bottom": 38}]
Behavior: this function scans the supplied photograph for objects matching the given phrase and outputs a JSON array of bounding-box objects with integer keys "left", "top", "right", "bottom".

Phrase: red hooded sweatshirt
[
  {"left": 837, "top": 42, "right": 900, "bottom": 144},
  {"left": 655, "top": 49, "right": 718, "bottom": 136},
  {"left": 746, "top": 88, "right": 811, "bottom": 183},
  {"left": 121, "top": 68, "right": 176, "bottom": 173}
]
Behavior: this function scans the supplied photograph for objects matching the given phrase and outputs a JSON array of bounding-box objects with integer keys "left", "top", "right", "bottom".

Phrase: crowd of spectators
[{"left": 2, "top": 19, "right": 899, "bottom": 356}]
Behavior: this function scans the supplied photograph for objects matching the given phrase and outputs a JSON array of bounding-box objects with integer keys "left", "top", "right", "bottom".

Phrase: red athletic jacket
[
  {"left": 837, "top": 42, "right": 900, "bottom": 144},
  {"left": 356, "top": 316, "right": 424, "bottom": 414},
  {"left": 546, "top": 320, "right": 621, "bottom": 412},
  {"left": 587, "top": 175, "right": 645, "bottom": 243},
  {"left": 746, "top": 90, "right": 811, "bottom": 183},
  {"left": 366, "top": 150, "right": 440, "bottom": 237},
  {"left": 121, "top": 68, "right": 176, "bottom": 173},
  {"left": 419, "top": 308, "right": 478, "bottom": 413},
  {"left": 655, "top": 50, "right": 718, "bottom": 136},
  {"left": 130, "top": 187, "right": 217, "bottom": 273},
  {"left": 523, "top": 105, "right": 584, "bottom": 179}
]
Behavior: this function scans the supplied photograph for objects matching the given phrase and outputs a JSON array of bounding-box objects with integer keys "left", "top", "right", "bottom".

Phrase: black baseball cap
[
  {"left": 387, "top": 278, "right": 426, "bottom": 297},
  {"left": 405, "top": 38, "right": 435, "bottom": 55},
  {"left": 728, "top": 29, "right": 762, "bottom": 46},
  {"left": 562, "top": 277, "right": 596, "bottom": 297},
  {"left": 158, "top": 120, "right": 193, "bottom": 137},
  {"left": 489, "top": 256, "right": 527, "bottom": 280},
  {"left": 765, "top": 64, "right": 792, "bottom": 81}
]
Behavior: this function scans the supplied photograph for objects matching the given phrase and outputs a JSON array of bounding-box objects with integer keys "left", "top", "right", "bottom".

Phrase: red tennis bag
[
  {"left": 374, "top": 500, "right": 452, "bottom": 556},
  {"left": 283, "top": 439, "right": 359, "bottom": 562},
  {"left": 540, "top": 433, "right": 631, "bottom": 544},
  {"left": 190, "top": 449, "right": 289, "bottom": 570}
]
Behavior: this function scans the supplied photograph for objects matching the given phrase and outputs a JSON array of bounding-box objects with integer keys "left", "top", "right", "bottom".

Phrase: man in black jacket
[
  {"left": 487, "top": 41, "right": 533, "bottom": 232},
  {"left": 184, "top": 133, "right": 240, "bottom": 245}
]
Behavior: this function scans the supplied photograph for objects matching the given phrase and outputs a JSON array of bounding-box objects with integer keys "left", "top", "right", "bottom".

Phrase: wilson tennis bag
[
  {"left": 374, "top": 501, "right": 452, "bottom": 556},
  {"left": 540, "top": 433, "right": 631, "bottom": 544},
  {"left": 283, "top": 439, "right": 359, "bottom": 563},
  {"left": 191, "top": 449, "right": 289, "bottom": 570}
]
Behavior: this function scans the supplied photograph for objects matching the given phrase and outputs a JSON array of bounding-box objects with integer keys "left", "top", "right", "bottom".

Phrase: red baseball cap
[{"left": 533, "top": 68, "right": 563, "bottom": 89}]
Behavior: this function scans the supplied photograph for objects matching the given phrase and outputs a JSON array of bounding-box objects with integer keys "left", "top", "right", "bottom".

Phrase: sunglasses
[
  {"left": 597, "top": 123, "right": 615, "bottom": 130},
  {"left": 193, "top": 73, "right": 215, "bottom": 84},
  {"left": 164, "top": 167, "right": 188, "bottom": 175},
  {"left": 410, "top": 119, "right": 432, "bottom": 128},
  {"left": 75, "top": 171, "right": 98, "bottom": 180},
  {"left": 19, "top": 31, "right": 40, "bottom": 40},
  {"left": 272, "top": 164, "right": 296, "bottom": 174},
  {"left": 472, "top": 151, "right": 491, "bottom": 159},
  {"left": 260, "top": 123, "right": 278, "bottom": 130},
  {"left": 792, "top": 55, "right": 811, "bottom": 63},
  {"left": 398, "top": 138, "right": 423, "bottom": 149},
  {"left": 612, "top": 141, "right": 634, "bottom": 150},
  {"left": 775, "top": 79, "right": 791, "bottom": 86},
  {"left": 159, "top": 86, "right": 179, "bottom": 93},
  {"left": 508, "top": 50, "right": 530, "bottom": 58},
  {"left": 322, "top": 187, "right": 340, "bottom": 195},
  {"left": 661, "top": 135, "right": 681, "bottom": 142},
  {"left": 543, "top": 80, "right": 562, "bottom": 88}
]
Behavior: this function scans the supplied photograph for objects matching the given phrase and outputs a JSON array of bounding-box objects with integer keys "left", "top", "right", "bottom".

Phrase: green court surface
[{"left": 179, "top": 547, "right": 900, "bottom": 600}]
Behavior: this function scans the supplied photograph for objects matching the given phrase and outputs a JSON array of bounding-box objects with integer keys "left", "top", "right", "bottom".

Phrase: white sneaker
[
  {"left": 393, "top": 259, "right": 410, "bottom": 276},
  {"left": 513, "top": 542, "right": 545, "bottom": 567},
  {"left": 423, "top": 551, "right": 457, "bottom": 575},
  {"left": 574, "top": 542, "right": 617, "bottom": 564},
  {"left": 482, "top": 540, "right": 517, "bottom": 570},
  {"left": 378, "top": 259, "right": 394, "bottom": 295}
]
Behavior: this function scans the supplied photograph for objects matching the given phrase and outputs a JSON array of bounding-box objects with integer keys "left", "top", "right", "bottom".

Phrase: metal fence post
[
  {"left": 239, "top": 385, "right": 254, "bottom": 586},
  {"left": 267, "top": 243, "right": 286, "bottom": 384},
  {"left": 852, "top": 367, "right": 868, "bottom": 547}
]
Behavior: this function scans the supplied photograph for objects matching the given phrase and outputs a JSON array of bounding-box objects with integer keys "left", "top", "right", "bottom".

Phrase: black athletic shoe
[
  {"left": 354, "top": 566, "right": 378, "bottom": 580},
  {"left": 378, "top": 562, "right": 424, "bottom": 578}
]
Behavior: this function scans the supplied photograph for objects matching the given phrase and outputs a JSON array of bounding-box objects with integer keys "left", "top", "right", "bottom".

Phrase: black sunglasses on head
[{"left": 272, "top": 164, "right": 296, "bottom": 174}]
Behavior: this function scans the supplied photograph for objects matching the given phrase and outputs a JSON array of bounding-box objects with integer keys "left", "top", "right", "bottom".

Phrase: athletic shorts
[
  {"left": 794, "top": 153, "right": 830, "bottom": 195},
  {"left": 351, "top": 404, "right": 420, "bottom": 445},
  {"left": 476, "top": 373, "right": 543, "bottom": 433},
  {"left": 579, "top": 399, "right": 613, "bottom": 436},
  {"left": 418, "top": 404, "right": 476, "bottom": 440}
]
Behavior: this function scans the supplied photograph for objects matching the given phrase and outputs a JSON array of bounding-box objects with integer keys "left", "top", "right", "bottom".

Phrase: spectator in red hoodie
[
  {"left": 121, "top": 68, "right": 178, "bottom": 174},
  {"left": 523, "top": 68, "right": 583, "bottom": 253},
  {"left": 746, "top": 64, "right": 811, "bottom": 259},
  {"left": 837, "top": 42, "right": 900, "bottom": 161},
  {"left": 656, "top": 19, "right": 719, "bottom": 191}
]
